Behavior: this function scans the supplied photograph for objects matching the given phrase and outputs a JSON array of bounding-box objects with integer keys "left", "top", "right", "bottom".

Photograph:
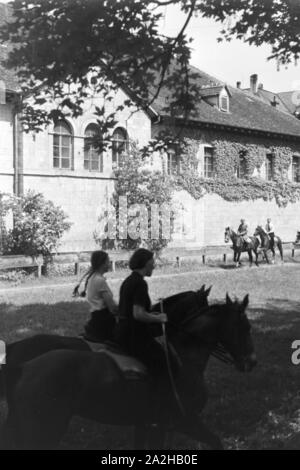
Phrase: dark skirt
[
  {"left": 84, "top": 308, "right": 116, "bottom": 342},
  {"left": 114, "top": 320, "right": 167, "bottom": 377}
]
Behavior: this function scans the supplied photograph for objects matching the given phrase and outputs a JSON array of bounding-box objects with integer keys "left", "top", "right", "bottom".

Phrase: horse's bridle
[
  {"left": 159, "top": 301, "right": 234, "bottom": 418},
  {"left": 166, "top": 306, "right": 234, "bottom": 365}
]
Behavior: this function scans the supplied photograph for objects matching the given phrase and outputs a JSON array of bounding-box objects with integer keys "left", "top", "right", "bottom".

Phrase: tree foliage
[
  {"left": 1, "top": 191, "right": 72, "bottom": 258},
  {"left": 94, "top": 143, "right": 174, "bottom": 253},
  {"left": 194, "top": 0, "right": 300, "bottom": 66},
  {"left": 1, "top": 0, "right": 297, "bottom": 140},
  {"left": 0, "top": 0, "right": 198, "bottom": 136}
]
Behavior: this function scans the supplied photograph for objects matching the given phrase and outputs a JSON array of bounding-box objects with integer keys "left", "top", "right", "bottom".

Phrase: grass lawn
[{"left": 0, "top": 262, "right": 300, "bottom": 449}]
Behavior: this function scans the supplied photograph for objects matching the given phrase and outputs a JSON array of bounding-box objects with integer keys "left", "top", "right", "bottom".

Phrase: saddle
[
  {"left": 82, "top": 336, "right": 181, "bottom": 381},
  {"left": 83, "top": 338, "right": 148, "bottom": 380},
  {"left": 236, "top": 235, "right": 251, "bottom": 249}
]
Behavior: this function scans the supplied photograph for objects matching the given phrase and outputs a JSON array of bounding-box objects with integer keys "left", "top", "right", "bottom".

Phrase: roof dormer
[
  {"left": 199, "top": 85, "right": 231, "bottom": 113},
  {"left": 219, "top": 87, "right": 230, "bottom": 113}
]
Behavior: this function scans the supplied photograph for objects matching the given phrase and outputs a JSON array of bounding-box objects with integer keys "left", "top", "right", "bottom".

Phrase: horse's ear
[
  {"left": 242, "top": 294, "right": 249, "bottom": 309},
  {"left": 199, "top": 284, "right": 205, "bottom": 293},
  {"left": 205, "top": 285, "right": 212, "bottom": 296},
  {"left": 226, "top": 293, "right": 233, "bottom": 305}
]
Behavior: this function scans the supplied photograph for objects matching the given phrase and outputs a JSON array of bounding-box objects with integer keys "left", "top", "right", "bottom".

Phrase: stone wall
[
  {"left": 1, "top": 90, "right": 152, "bottom": 251},
  {"left": 169, "top": 190, "right": 300, "bottom": 247},
  {"left": 0, "top": 103, "right": 13, "bottom": 169},
  {"left": 157, "top": 123, "right": 300, "bottom": 247}
]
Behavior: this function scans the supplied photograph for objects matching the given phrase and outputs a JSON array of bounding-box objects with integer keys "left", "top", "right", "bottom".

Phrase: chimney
[
  {"left": 236, "top": 81, "right": 241, "bottom": 89},
  {"left": 250, "top": 74, "right": 258, "bottom": 94},
  {"left": 258, "top": 83, "right": 264, "bottom": 90},
  {"left": 271, "top": 96, "right": 279, "bottom": 108}
]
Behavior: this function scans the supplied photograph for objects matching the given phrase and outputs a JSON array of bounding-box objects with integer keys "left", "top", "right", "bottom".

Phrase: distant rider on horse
[
  {"left": 265, "top": 218, "right": 275, "bottom": 250},
  {"left": 237, "top": 219, "right": 251, "bottom": 246}
]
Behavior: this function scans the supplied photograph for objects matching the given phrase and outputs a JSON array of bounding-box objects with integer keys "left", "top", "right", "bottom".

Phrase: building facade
[
  {"left": 1, "top": 1, "right": 300, "bottom": 250},
  {"left": 0, "top": 87, "right": 152, "bottom": 251}
]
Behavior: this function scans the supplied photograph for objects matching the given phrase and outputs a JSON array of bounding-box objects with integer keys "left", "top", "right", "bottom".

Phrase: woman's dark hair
[
  {"left": 90, "top": 250, "right": 109, "bottom": 271},
  {"left": 73, "top": 250, "right": 109, "bottom": 298},
  {"left": 129, "top": 248, "right": 154, "bottom": 270}
]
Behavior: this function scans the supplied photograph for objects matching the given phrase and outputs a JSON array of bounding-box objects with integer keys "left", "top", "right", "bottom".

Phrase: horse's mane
[
  {"left": 151, "top": 291, "right": 194, "bottom": 312},
  {"left": 151, "top": 288, "right": 210, "bottom": 325},
  {"left": 255, "top": 225, "right": 268, "bottom": 237},
  {"left": 225, "top": 227, "right": 236, "bottom": 235}
]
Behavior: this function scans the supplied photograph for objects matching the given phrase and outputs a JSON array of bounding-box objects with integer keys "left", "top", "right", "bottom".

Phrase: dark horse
[
  {"left": 0, "top": 293, "right": 257, "bottom": 450},
  {"left": 0, "top": 285, "right": 212, "bottom": 408},
  {"left": 225, "top": 227, "right": 260, "bottom": 267},
  {"left": 254, "top": 226, "right": 283, "bottom": 263}
]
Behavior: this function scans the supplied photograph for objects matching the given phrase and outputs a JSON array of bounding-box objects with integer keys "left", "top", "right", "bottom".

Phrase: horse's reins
[
  {"left": 159, "top": 298, "right": 186, "bottom": 417},
  {"left": 167, "top": 305, "right": 234, "bottom": 365},
  {"left": 158, "top": 298, "right": 233, "bottom": 417}
]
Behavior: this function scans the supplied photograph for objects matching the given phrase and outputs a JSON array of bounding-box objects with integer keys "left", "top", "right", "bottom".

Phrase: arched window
[
  {"left": 53, "top": 120, "right": 73, "bottom": 169},
  {"left": 84, "top": 124, "right": 103, "bottom": 172},
  {"left": 112, "top": 127, "right": 128, "bottom": 169}
]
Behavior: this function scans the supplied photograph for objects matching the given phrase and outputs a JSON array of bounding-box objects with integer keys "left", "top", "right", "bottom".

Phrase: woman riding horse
[
  {"left": 115, "top": 248, "right": 169, "bottom": 378},
  {"left": 0, "top": 293, "right": 257, "bottom": 450},
  {"left": 73, "top": 251, "right": 118, "bottom": 342}
]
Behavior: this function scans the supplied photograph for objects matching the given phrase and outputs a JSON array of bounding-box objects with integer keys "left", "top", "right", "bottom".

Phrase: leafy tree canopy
[{"left": 0, "top": 0, "right": 299, "bottom": 138}]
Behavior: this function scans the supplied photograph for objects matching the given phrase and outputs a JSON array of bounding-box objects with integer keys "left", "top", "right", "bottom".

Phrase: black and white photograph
[{"left": 0, "top": 0, "right": 299, "bottom": 452}]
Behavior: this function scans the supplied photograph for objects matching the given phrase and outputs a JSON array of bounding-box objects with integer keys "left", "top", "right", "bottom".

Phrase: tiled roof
[
  {"left": 0, "top": 45, "right": 20, "bottom": 92},
  {"left": 277, "top": 91, "right": 300, "bottom": 115},
  {"left": 151, "top": 64, "right": 300, "bottom": 138},
  {"left": 197, "top": 85, "right": 224, "bottom": 97},
  {"left": 0, "top": 2, "right": 19, "bottom": 92},
  {"left": 243, "top": 87, "right": 289, "bottom": 114}
]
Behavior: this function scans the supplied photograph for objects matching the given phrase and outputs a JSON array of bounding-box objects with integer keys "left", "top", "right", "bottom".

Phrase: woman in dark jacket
[{"left": 115, "top": 248, "right": 167, "bottom": 376}]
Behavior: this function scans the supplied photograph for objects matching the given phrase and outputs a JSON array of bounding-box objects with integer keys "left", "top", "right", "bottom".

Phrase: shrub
[
  {"left": 1, "top": 191, "right": 72, "bottom": 259},
  {"left": 0, "top": 269, "right": 29, "bottom": 284}
]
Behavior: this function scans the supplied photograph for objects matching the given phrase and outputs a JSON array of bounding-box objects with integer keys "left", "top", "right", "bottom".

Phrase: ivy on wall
[{"left": 174, "top": 136, "right": 300, "bottom": 207}]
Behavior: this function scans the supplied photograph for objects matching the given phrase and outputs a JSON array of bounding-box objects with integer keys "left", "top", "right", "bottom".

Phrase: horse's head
[
  {"left": 295, "top": 231, "right": 300, "bottom": 244},
  {"left": 254, "top": 225, "right": 263, "bottom": 237},
  {"left": 224, "top": 227, "right": 231, "bottom": 243},
  {"left": 218, "top": 294, "right": 257, "bottom": 372},
  {"left": 155, "top": 285, "right": 212, "bottom": 327},
  {"left": 195, "top": 284, "right": 212, "bottom": 310}
]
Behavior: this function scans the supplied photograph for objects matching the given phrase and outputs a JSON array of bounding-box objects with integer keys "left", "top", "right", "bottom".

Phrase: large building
[
  {"left": 1, "top": 3, "right": 300, "bottom": 251},
  {"left": 150, "top": 68, "right": 300, "bottom": 246}
]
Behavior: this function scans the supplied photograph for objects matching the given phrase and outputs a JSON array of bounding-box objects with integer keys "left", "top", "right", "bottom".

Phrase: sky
[{"left": 161, "top": 5, "right": 300, "bottom": 93}]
